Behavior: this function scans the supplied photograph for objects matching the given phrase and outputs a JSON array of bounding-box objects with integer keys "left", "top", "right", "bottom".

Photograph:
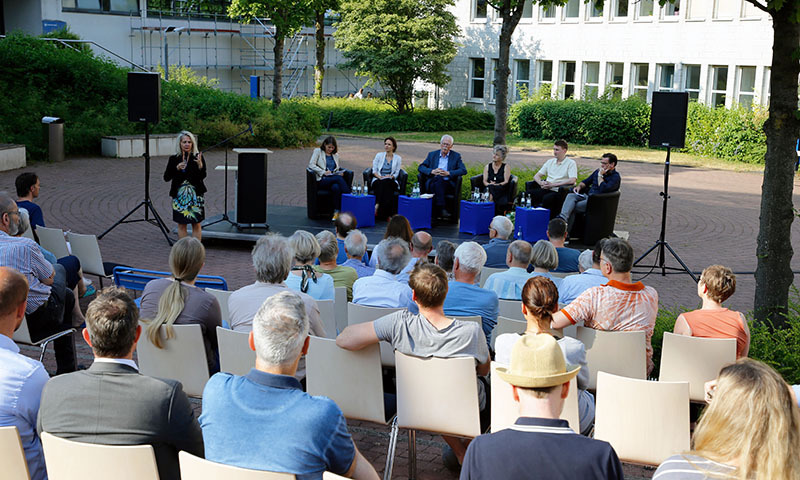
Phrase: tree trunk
[
  {"left": 493, "top": 0, "right": 525, "bottom": 146},
  {"left": 272, "top": 32, "right": 284, "bottom": 108},
  {"left": 754, "top": 9, "right": 800, "bottom": 327},
  {"left": 314, "top": 10, "right": 326, "bottom": 98}
]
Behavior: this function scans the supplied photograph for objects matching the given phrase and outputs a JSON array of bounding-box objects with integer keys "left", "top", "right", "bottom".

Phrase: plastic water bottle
[
  {"left": 483, "top": 191, "right": 489, "bottom": 203},
  {"left": 412, "top": 183, "right": 419, "bottom": 198},
  {"left": 517, "top": 225, "right": 523, "bottom": 240}
]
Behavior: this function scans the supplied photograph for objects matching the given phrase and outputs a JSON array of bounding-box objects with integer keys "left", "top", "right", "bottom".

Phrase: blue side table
[
  {"left": 514, "top": 207, "right": 549, "bottom": 243},
  {"left": 398, "top": 195, "right": 432, "bottom": 230},
  {"left": 459, "top": 201, "right": 495, "bottom": 235},
  {"left": 341, "top": 194, "right": 376, "bottom": 228}
]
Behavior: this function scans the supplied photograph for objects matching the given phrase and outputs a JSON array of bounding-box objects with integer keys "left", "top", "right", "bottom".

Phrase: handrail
[{"left": 0, "top": 35, "right": 149, "bottom": 72}]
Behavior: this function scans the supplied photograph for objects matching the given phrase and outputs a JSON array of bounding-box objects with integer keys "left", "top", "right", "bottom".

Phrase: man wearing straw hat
[{"left": 460, "top": 334, "right": 623, "bottom": 479}]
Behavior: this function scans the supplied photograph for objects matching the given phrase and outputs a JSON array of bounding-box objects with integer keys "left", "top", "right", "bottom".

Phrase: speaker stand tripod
[
  {"left": 632, "top": 147, "right": 697, "bottom": 282},
  {"left": 98, "top": 121, "right": 173, "bottom": 245},
  {"left": 202, "top": 123, "right": 254, "bottom": 231}
]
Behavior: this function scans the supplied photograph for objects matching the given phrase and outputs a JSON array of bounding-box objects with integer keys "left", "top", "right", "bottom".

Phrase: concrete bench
[
  {"left": 0, "top": 144, "right": 26, "bottom": 171},
  {"left": 101, "top": 134, "right": 196, "bottom": 158}
]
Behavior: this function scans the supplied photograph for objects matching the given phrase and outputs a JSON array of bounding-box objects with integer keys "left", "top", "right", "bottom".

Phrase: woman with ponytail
[
  {"left": 494, "top": 276, "right": 594, "bottom": 435},
  {"left": 139, "top": 237, "right": 222, "bottom": 374}
]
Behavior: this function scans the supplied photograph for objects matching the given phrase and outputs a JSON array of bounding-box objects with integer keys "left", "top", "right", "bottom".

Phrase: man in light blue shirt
[
  {"left": 334, "top": 213, "right": 369, "bottom": 265},
  {"left": 0, "top": 267, "right": 49, "bottom": 480},
  {"left": 353, "top": 237, "right": 418, "bottom": 314},
  {"left": 483, "top": 216, "right": 514, "bottom": 268},
  {"left": 341, "top": 230, "right": 375, "bottom": 278},
  {"left": 397, "top": 232, "right": 433, "bottom": 282},
  {"left": 483, "top": 240, "right": 533, "bottom": 300},
  {"left": 558, "top": 242, "right": 607, "bottom": 304},
  {"left": 443, "top": 242, "right": 499, "bottom": 346}
]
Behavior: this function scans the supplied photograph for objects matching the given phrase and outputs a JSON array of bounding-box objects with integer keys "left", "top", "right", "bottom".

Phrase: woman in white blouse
[{"left": 371, "top": 137, "right": 402, "bottom": 219}]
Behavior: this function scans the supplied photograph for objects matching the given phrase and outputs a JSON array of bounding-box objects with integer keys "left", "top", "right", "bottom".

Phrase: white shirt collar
[{"left": 94, "top": 357, "right": 139, "bottom": 371}]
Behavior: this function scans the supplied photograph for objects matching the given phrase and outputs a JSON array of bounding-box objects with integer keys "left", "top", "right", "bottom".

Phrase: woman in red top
[{"left": 673, "top": 265, "right": 750, "bottom": 358}]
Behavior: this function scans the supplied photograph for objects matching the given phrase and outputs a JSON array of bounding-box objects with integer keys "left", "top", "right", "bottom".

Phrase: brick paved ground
[{"left": 11, "top": 136, "right": 800, "bottom": 479}]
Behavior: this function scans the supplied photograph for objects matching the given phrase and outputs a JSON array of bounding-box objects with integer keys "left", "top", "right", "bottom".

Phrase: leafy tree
[
  {"left": 311, "top": 0, "right": 338, "bottom": 98},
  {"left": 228, "top": 0, "right": 314, "bottom": 107},
  {"left": 334, "top": 0, "right": 460, "bottom": 113}
]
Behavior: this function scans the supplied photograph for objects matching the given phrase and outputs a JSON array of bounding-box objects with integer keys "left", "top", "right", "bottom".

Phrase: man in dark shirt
[
  {"left": 460, "top": 334, "right": 623, "bottom": 480},
  {"left": 547, "top": 217, "right": 580, "bottom": 273},
  {"left": 558, "top": 153, "right": 621, "bottom": 231}
]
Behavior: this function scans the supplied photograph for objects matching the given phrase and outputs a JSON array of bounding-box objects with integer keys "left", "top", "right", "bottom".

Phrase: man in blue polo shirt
[
  {"left": 200, "top": 291, "right": 379, "bottom": 480},
  {"left": 460, "top": 334, "right": 623, "bottom": 480}
]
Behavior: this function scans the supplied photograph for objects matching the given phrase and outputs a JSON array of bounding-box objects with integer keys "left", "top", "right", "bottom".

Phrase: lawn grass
[{"left": 326, "top": 129, "right": 767, "bottom": 173}]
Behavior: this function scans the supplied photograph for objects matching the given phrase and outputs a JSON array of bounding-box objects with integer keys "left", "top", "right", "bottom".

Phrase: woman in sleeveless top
[
  {"left": 371, "top": 137, "right": 401, "bottom": 220},
  {"left": 482, "top": 144, "right": 512, "bottom": 214}
]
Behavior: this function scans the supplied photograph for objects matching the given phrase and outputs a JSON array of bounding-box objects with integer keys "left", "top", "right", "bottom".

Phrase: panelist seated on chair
[
  {"left": 461, "top": 334, "right": 623, "bottom": 480},
  {"left": 418, "top": 134, "right": 467, "bottom": 218},
  {"left": 352, "top": 237, "right": 418, "bottom": 314},
  {"left": 370, "top": 137, "right": 402, "bottom": 219},
  {"left": 308, "top": 136, "right": 352, "bottom": 218},
  {"left": 200, "top": 291, "right": 379, "bottom": 480},
  {"left": 558, "top": 153, "right": 621, "bottom": 232},
  {"left": 526, "top": 139, "right": 577, "bottom": 211},
  {"left": 37, "top": 287, "right": 204, "bottom": 480}
]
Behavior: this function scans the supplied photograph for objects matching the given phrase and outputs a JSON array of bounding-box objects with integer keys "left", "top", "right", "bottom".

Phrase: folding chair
[
  {"left": 178, "top": 451, "right": 295, "bottom": 479},
  {"left": 216, "top": 327, "right": 255, "bottom": 376},
  {"left": 36, "top": 226, "right": 70, "bottom": 259},
  {"left": 12, "top": 315, "right": 75, "bottom": 363},
  {"left": 479, "top": 266, "right": 506, "bottom": 288},
  {"left": 497, "top": 299, "right": 525, "bottom": 322},
  {"left": 659, "top": 332, "right": 736, "bottom": 402},
  {"left": 347, "top": 303, "right": 402, "bottom": 367},
  {"left": 0, "top": 426, "right": 31, "bottom": 480},
  {"left": 576, "top": 326, "right": 647, "bottom": 390},
  {"left": 65, "top": 232, "right": 113, "bottom": 287},
  {"left": 490, "top": 316, "right": 526, "bottom": 350},
  {"left": 136, "top": 323, "right": 209, "bottom": 397},
  {"left": 316, "top": 299, "right": 337, "bottom": 339},
  {"left": 41, "top": 432, "right": 159, "bottom": 480}
]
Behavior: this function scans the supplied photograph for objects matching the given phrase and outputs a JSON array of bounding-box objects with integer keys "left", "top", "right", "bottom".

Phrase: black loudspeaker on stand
[
  {"left": 99, "top": 72, "right": 173, "bottom": 245},
  {"left": 632, "top": 91, "right": 697, "bottom": 282}
]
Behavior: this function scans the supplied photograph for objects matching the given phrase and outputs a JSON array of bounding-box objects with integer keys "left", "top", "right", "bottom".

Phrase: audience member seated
[
  {"left": 0, "top": 193, "right": 76, "bottom": 374},
  {"left": 557, "top": 240, "right": 607, "bottom": 304},
  {"left": 38, "top": 287, "right": 204, "bottom": 480},
  {"left": 308, "top": 136, "right": 351, "bottom": 219},
  {"left": 335, "top": 213, "right": 368, "bottom": 264},
  {"left": 443, "top": 242, "right": 499, "bottom": 347},
  {"left": 483, "top": 240, "right": 533, "bottom": 300},
  {"left": 654, "top": 358, "right": 800, "bottom": 479},
  {"left": 418, "top": 135, "right": 467, "bottom": 219},
  {"left": 528, "top": 240, "right": 562, "bottom": 289},
  {"left": 526, "top": 140, "right": 577, "bottom": 211},
  {"left": 398, "top": 231, "right": 433, "bottom": 281},
  {"left": 461, "top": 334, "right": 622, "bottom": 479},
  {"left": 139, "top": 237, "right": 222, "bottom": 375},
  {"left": 673, "top": 265, "right": 749, "bottom": 358},
  {"left": 483, "top": 216, "right": 514, "bottom": 268},
  {"left": 337, "top": 262, "right": 489, "bottom": 467},
  {"left": 434, "top": 240, "right": 457, "bottom": 279},
  {"left": 286, "top": 231, "right": 335, "bottom": 301},
  {"left": 341, "top": 230, "right": 375, "bottom": 278},
  {"left": 201, "top": 292, "right": 379, "bottom": 480},
  {"left": 482, "top": 145, "right": 512, "bottom": 215},
  {"left": 0, "top": 268, "right": 49, "bottom": 480},
  {"left": 15, "top": 172, "right": 44, "bottom": 231},
  {"left": 369, "top": 215, "right": 413, "bottom": 268},
  {"left": 547, "top": 218, "right": 580, "bottom": 273},
  {"left": 314, "top": 231, "right": 357, "bottom": 302},
  {"left": 552, "top": 238, "right": 658, "bottom": 375},
  {"left": 559, "top": 153, "right": 621, "bottom": 231},
  {"left": 352, "top": 237, "right": 418, "bottom": 314},
  {"left": 495, "top": 277, "right": 595, "bottom": 435}
]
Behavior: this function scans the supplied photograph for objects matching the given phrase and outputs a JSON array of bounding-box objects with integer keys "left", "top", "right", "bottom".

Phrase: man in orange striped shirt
[{"left": 551, "top": 238, "right": 658, "bottom": 374}]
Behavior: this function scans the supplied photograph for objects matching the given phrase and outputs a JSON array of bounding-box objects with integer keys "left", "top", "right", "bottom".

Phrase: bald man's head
[
  {"left": 410, "top": 231, "right": 433, "bottom": 258},
  {"left": 0, "top": 267, "right": 28, "bottom": 335}
]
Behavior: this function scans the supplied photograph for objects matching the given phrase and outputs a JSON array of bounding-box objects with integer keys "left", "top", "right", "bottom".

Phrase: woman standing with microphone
[{"left": 164, "top": 131, "right": 207, "bottom": 240}]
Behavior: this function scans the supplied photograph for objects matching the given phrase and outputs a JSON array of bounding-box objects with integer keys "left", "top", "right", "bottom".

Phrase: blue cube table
[
  {"left": 341, "top": 194, "right": 376, "bottom": 228},
  {"left": 514, "top": 206, "right": 549, "bottom": 243},
  {"left": 459, "top": 201, "right": 495, "bottom": 235},
  {"left": 398, "top": 195, "right": 433, "bottom": 230}
]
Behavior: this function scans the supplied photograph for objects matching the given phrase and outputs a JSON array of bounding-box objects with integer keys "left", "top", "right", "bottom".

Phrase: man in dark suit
[
  {"left": 418, "top": 134, "right": 467, "bottom": 218},
  {"left": 37, "top": 287, "right": 203, "bottom": 480}
]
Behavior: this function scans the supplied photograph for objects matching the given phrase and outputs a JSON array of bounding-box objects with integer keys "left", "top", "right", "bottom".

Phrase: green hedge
[{"left": 685, "top": 102, "right": 767, "bottom": 164}]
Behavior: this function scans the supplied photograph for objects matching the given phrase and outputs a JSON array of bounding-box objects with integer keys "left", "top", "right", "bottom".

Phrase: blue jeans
[{"left": 318, "top": 175, "right": 351, "bottom": 210}]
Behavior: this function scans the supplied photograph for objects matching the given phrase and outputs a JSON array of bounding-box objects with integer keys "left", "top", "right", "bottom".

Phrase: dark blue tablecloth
[
  {"left": 459, "top": 201, "right": 495, "bottom": 235},
  {"left": 341, "top": 194, "right": 376, "bottom": 228},
  {"left": 514, "top": 206, "right": 549, "bottom": 243},
  {"left": 398, "top": 195, "right": 432, "bottom": 230}
]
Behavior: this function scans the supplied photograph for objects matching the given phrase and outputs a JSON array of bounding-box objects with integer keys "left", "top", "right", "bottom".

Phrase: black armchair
[
  {"left": 362, "top": 168, "right": 409, "bottom": 217},
  {"left": 306, "top": 168, "right": 354, "bottom": 219},
  {"left": 418, "top": 172, "right": 463, "bottom": 222},
  {"left": 569, "top": 190, "right": 621, "bottom": 246},
  {"left": 470, "top": 174, "right": 518, "bottom": 215},
  {"left": 524, "top": 181, "right": 573, "bottom": 219}
]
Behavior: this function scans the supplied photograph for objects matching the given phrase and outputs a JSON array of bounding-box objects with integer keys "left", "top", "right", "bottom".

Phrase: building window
[
  {"left": 474, "top": 0, "right": 488, "bottom": 19},
  {"left": 490, "top": 59, "right": 499, "bottom": 103},
  {"left": 560, "top": 61, "right": 577, "bottom": 99},
  {"left": 514, "top": 59, "right": 531, "bottom": 101},
  {"left": 564, "top": 0, "right": 580, "bottom": 18},
  {"left": 683, "top": 64, "right": 701, "bottom": 100},
  {"left": 631, "top": 63, "right": 649, "bottom": 100},
  {"left": 62, "top": 0, "right": 139, "bottom": 13},
  {"left": 470, "top": 58, "right": 486, "bottom": 100},
  {"left": 537, "top": 60, "right": 553, "bottom": 94},
  {"left": 713, "top": 0, "right": 737, "bottom": 18},
  {"left": 541, "top": 4, "right": 556, "bottom": 19},
  {"left": 614, "top": 0, "right": 628, "bottom": 18},
  {"left": 657, "top": 64, "right": 675, "bottom": 91},
  {"left": 588, "top": 1, "right": 604, "bottom": 18},
  {"left": 663, "top": 0, "right": 680, "bottom": 17},
  {"left": 583, "top": 62, "right": 600, "bottom": 99},
  {"left": 736, "top": 66, "right": 756, "bottom": 109},
  {"left": 606, "top": 62, "right": 624, "bottom": 98},
  {"left": 762, "top": 67, "right": 770, "bottom": 106},
  {"left": 637, "top": 0, "right": 654, "bottom": 18},
  {"left": 687, "top": 0, "right": 705, "bottom": 19},
  {"left": 709, "top": 65, "right": 728, "bottom": 107},
  {"left": 522, "top": 0, "right": 533, "bottom": 18},
  {"left": 742, "top": 0, "right": 760, "bottom": 18}
]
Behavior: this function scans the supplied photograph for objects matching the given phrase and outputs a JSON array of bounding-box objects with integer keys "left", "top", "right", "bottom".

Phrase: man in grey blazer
[{"left": 37, "top": 287, "right": 203, "bottom": 480}]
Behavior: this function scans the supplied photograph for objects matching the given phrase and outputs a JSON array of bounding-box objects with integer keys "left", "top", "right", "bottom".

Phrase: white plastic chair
[
  {"left": 12, "top": 315, "right": 75, "bottom": 363},
  {"left": 594, "top": 372, "right": 690, "bottom": 465},
  {"left": 36, "top": 226, "right": 70, "bottom": 259},
  {"left": 576, "top": 326, "right": 647, "bottom": 390},
  {"left": 41, "top": 431, "right": 159, "bottom": 480},
  {"left": 206, "top": 288, "right": 232, "bottom": 329},
  {"left": 136, "top": 323, "right": 209, "bottom": 397},
  {"left": 316, "top": 300, "right": 337, "bottom": 339},
  {"left": 490, "top": 316, "right": 526, "bottom": 350},
  {"left": 334, "top": 286, "right": 348, "bottom": 334},
  {"left": 216, "top": 326, "right": 256, "bottom": 376},
  {"left": 0, "top": 426, "right": 31, "bottom": 480},
  {"left": 178, "top": 451, "right": 295, "bottom": 479},
  {"left": 497, "top": 299, "right": 525, "bottom": 321},
  {"left": 347, "top": 303, "right": 402, "bottom": 367},
  {"left": 479, "top": 266, "right": 506, "bottom": 288},
  {"left": 66, "top": 232, "right": 112, "bottom": 287},
  {"left": 659, "top": 332, "right": 737, "bottom": 402}
]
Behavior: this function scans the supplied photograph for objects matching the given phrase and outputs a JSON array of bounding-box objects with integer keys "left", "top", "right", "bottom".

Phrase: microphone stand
[{"left": 202, "top": 123, "right": 255, "bottom": 230}]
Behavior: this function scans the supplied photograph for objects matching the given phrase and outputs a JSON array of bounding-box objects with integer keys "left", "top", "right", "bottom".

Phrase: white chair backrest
[
  {"left": 576, "top": 326, "right": 647, "bottom": 390},
  {"left": 0, "top": 426, "right": 31, "bottom": 480},
  {"left": 178, "top": 451, "right": 295, "bottom": 479},
  {"left": 217, "top": 327, "right": 256, "bottom": 376},
  {"left": 12, "top": 316, "right": 33, "bottom": 344},
  {"left": 347, "top": 303, "right": 403, "bottom": 367},
  {"left": 490, "top": 316, "right": 526, "bottom": 350},
  {"left": 21, "top": 223, "right": 35, "bottom": 241},
  {"left": 561, "top": 324, "right": 578, "bottom": 339},
  {"left": 395, "top": 352, "right": 481, "bottom": 438},
  {"left": 41, "top": 431, "right": 159, "bottom": 480},
  {"left": 490, "top": 362, "right": 579, "bottom": 433},
  {"left": 205, "top": 288, "right": 232, "bottom": 328},
  {"left": 453, "top": 315, "right": 481, "bottom": 324},
  {"left": 334, "top": 287, "right": 347, "bottom": 334},
  {"left": 37, "top": 226, "right": 70, "bottom": 259},
  {"left": 479, "top": 267, "right": 506, "bottom": 288},
  {"left": 136, "top": 323, "right": 209, "bottom": 397},
  {"left": 316, "top": 300, "right": 337, "bottom": 339},
  {"left": 594, "top": 372, "right": 690, "bottom": 465},
  {"left": 322, "top": 473, "right": 347, "bottom": 480},
  {"left": 659, "top": 332, "right": 737, "bottom": 402},
  {"left": 497, "top": 299, "right": 525, "bottom": 322},
  {"left": 306, "top": 336, "right": 386, "bottom": 424},
  {"left": 65, "top": 232, "right": 105, "bottom": 277}
]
